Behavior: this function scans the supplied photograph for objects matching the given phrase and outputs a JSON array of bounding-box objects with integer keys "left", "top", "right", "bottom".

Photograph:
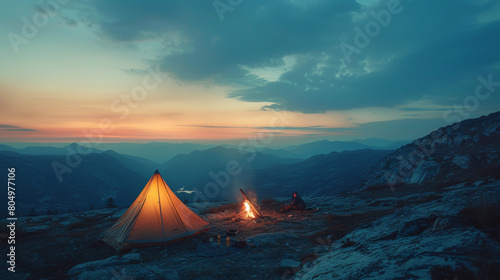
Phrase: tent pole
[{"left": 156, "top": 174, "right": 167, "bottom": 251}]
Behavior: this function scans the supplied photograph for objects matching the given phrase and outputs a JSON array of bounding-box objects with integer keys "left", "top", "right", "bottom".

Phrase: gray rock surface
[
  {"left": 360, "top": 111, "right": 500, "bottom": 189},
  {"left": 296, "top": 180, "right": 500, "bottom": 279}
]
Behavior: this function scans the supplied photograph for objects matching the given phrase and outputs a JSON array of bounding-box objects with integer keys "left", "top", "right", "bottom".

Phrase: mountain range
[
  {"left": 0, "top": 138, "right": 407, "bottom": 163},
  {"left": 3, "top": 111, "right": 500, "bottom": 279},
  {"left": 360, "top": 111, "right": 500, "bottom": 191},
  {"left": 0, "top": 151, "right": 147, "bottom": 216},
  {"left": 1, "top": 111, "right": 497, "bottom": 214},
  {"left": 280, "top": 140, "right": 376, "bottom": 159},
  {"left": 254, "top": 149, "right": 393, "bottom": 198},
  {"left": 161, "top": 146, "right": 302, "bottom": 200}
]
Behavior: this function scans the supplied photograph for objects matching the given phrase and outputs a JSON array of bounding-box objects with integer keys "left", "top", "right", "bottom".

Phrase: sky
[{"left": 1, "top": 0, "right": 499, "bottom": 145}]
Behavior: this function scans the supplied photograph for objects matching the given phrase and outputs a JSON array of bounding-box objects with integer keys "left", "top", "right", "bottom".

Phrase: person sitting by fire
[{"left": 280, "top": 191, "right": 306, "bottom": 213}]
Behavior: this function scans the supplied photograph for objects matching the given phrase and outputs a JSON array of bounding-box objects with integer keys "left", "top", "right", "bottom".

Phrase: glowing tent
[{"left": 103, "top": 169, "right": 210, "bottom": 251}]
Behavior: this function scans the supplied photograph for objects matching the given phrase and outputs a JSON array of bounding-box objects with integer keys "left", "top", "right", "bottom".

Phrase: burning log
[{"left": 239, "top": 189, "right": 261, "bottom": 218}]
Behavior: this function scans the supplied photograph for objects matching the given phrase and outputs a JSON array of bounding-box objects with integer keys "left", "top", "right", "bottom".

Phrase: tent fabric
[{"left": 103, "top": 170, "right": 210, "bottom": 251}]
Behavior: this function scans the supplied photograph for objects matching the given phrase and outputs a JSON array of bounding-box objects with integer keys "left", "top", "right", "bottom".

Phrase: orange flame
[{"left": 244, "top": 200, "right": 255, "bottom": 219}]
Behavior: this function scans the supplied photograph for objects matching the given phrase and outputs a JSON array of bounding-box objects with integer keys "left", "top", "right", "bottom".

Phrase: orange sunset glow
[{"left": 1, "top": 0, "right": 498, "bottom": 145}]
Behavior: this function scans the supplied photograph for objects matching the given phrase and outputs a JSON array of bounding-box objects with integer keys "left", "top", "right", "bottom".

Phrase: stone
[
  {"left": 121, "top": 253, "right": 142, "bottom": 262},
  {"left": 280, "top": 259, "right": 301, "bottom": 267},
  {"left": 398, "top": 216, "right": 437, "bottom": 237}
]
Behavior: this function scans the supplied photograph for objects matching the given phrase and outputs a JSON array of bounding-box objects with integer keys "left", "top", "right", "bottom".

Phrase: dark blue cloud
[
  {"left": 0, "top": 124, "right": 37, "bottom": 131},
  {"left": 3, "top": 129, "right": 37, "bottom": 131},
  {"left": 0, "top": 125, "right": 19, "bottom": 129},
  {"left": 72, "top": 0, "right": 500, "bottom": 113}
]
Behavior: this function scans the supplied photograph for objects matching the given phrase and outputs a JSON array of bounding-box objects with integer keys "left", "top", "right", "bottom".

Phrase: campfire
[
  {"left": 243, "top": 201, "right": 255, "bottom": 219},
  {"left": 240, "top": 189, "right": 261, "bottom": 219}
]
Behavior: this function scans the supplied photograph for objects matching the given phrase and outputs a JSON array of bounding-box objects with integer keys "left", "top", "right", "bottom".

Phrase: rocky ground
[
  {"left": 2, "top": 178, "right": 500, "bottom": 279},
  {"left": 297, "top": 179, "right": 500, "bottom": 279}
]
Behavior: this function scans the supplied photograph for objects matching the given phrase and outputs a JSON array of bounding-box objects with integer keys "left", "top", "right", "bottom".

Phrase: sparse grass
[
  {"left": 430, "top": 179, "right": 468, "bottom": 190},
  {"left": 471, "top": 258, "right": 500, "bottom": 280},
  {"left": 300, "top": 253, "right": 319, "bottom": 264},
  {"left": 459, "top": 198, "right": 500, "bottom": 241},
  {"left": 260, "top": 198, "right": 282, "bottom": 211},
  {"left": 8, "top": 218, "right": 117, "bottom": 280},
  {"left": 454, "top": 196, "right": 500, "bottom": 280},
  {"left": 430, "top": 265, "right": 474, "bottom": 280},
  {"left": 341, "top": 238, "right": 356, "bottom": 248},
  {"left": 201, "top": 203, "right": 241, "bottom": 214},
  {"left": 309, "top": 209, "right": 393, "bottom": 245},
  {"left": 430, "top": 261, "right": 500, "bottom": 280},
  {"left": 395, "top": 194, "right": 442, "bottom": 209},
  {"left": 309, "top": 214, "right": 352, "bottom": 244},
  {"left": 66, "top": 214, "right": 112, "bottom": 230},
  {"left": 364, "top": 183, "right": 405, "bottom": 192}
]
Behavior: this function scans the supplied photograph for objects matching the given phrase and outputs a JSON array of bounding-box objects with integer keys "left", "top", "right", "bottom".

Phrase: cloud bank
[{"left": 65, "top": 0, "right": 500, "bottom": 114}]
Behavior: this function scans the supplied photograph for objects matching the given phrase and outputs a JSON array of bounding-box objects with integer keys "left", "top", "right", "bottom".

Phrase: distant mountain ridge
[
  {"left": 0, "top": 151, "right": 148, "bottom": 215},
  {"left": 359, "top": 111, "right": 500, "bottom": 190},
  {"left": 0, "top": 133, "right": 439, "bottom": 211},
  {"left": 0, "top": 143, "right": 102, "bottom": 156},
  {"left": 97, "top": 142, "right": 215, "bottom": 163},
  {"left": 103, "top": 150, "right": 161, "bottom": 179},
  {"left": 0, "top": 142, "right": 214, "bottom": 163},
  {"left": 161, "top": 146, "right": 302, "bottom": 199},
  {"left": 281, "top": 139, "right": 378, "bottom": 158},
  {"left": 0, "top": 138, "right": 407, "bottom": 162},
  {"left": 254, "top": 149, "right": 393, "bottom": 197},
  {"left": 353, "top": 138, "right": 410, "bottom": 150}
]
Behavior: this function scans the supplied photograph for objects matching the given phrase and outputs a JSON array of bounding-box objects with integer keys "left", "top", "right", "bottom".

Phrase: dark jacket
[{"left": 290, "top": 192, "right": 306, "bottom": 211}]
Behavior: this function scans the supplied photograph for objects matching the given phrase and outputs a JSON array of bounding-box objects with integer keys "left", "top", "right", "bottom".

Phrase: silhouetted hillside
[
  {"left": 162, "top": 146, "right": 302, "bottom": 198},
  {"left": 103, "top": 150, "right": 161, "bottom": 179},
  {"left": 98, "top": 142, "right": 214, "bottom": 163},
  {"left": 360, "top": 111, "right": 500, "bottom": 190},
  {"left": 0, "top": 151, "right": 147, "bottom": 215},
  {"left": 282, "top": 140, "right": 377, "bottom": 158},
  {"left": 255, "top": 149, "right": 393, "bottom": 197}
]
